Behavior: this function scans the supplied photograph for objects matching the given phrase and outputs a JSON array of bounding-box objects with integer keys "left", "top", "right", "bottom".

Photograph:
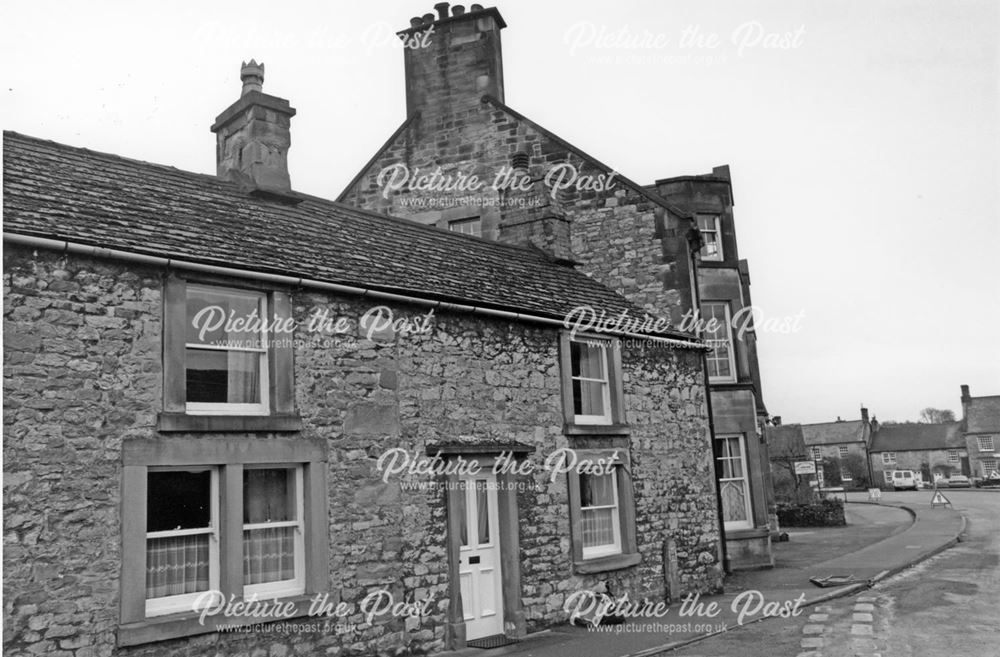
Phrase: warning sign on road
[{"left": 930, "top": 490, "right": 951, "bottom": 507}]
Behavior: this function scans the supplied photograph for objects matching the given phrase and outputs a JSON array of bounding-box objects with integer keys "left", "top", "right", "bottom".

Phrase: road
[{"left": 665, "top": 490, "right": 999, "bottom": 657}]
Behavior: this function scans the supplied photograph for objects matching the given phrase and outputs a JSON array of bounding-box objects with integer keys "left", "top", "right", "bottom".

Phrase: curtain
[
  {"left": 146, "top": 534, "right": 210, "bottom": 598},
  {"left": 720, "top": 481, "right": 749, "bottom": 523},
  {"left": 580, "top": 473, "right": 616, "bottom": 548},
  {"left": 243, "top": 526, "right": 295, "bottom": 585},
  {"left": 227, "top": 351, "right": 260, "bottom": 403}
]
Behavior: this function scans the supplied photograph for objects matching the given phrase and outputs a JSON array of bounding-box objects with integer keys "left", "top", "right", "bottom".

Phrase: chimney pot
[
  {"left": 452, "top": 4, "right": 465, "bottom": 15},
  {"left": 422, "top": 13, "right": 435, "bottom": 24},
  {"left": 434, "top": 2, "right": 450, "bottom": 19},
  {"left": 410, "top": 16, "right": 423, "bottom": 27},
  {"left": 471, "top": 3, "right": 483, "bottom": 11},
  {"left": 240, "top": 59, "right": 265, "bottom": 96}
]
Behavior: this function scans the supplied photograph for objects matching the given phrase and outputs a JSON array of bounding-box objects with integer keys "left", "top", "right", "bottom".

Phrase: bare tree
[{"left": 919, "top": 408, "right": 956, "bottom": 423}]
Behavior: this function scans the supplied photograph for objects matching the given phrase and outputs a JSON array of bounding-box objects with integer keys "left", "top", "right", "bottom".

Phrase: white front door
[{"left": 457, "top": 472, "right": 504, "bottom": 640}]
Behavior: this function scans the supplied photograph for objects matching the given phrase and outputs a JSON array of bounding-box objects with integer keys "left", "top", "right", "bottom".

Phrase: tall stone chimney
[
  {"left": 961, "top": 384, "right": 972, "bottom": 421},
  {"left": 861, "top": 406, "right": 869, "bottom": 423},
  {"left": 397, "top": 4, "right": 506, "bottom": 119},
  {"left": 210, "top": 61, "right": 296, "bottom": 195}
]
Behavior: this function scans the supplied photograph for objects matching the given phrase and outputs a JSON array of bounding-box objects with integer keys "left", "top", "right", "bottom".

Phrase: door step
[{"left": 466, "top": 634, "right": 520, "bottom": 649}]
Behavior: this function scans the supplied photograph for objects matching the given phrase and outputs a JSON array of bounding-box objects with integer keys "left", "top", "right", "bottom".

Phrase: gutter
[{"left": 4, "top": 232, "right": 709, "bottom": 350}]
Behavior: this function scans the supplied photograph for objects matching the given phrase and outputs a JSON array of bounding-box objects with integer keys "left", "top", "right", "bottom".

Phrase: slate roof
[
  {"left": 3, "top": 131, "right": 697, "bottom": 341},
  {"left": 800, "top": 420, "right": 867, "bottom": 446},
  {"left": 966, "top": 396, "right": 1000, "bottom": 433},
  {"left": 766, "top": 425, "right": 807, "bottom": 459},
  {"left": 869, "top": 422, "right": 965, "bottom": 452}
]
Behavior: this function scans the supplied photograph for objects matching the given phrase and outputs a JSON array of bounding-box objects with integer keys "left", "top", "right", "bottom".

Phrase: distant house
[
  {"left": 961, "top": 385, "right": 1000, "bottom": 478},
  {"left": 867, "top": 422, "right": 966, "bottom": 485},
  {"left": 797, "top": 409, "right": 873, "bottom": 486}
]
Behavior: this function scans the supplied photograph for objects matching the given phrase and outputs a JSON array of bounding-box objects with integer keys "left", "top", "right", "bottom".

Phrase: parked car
[
  {"left": 942, "top": 475, "right": 971, "bottom": 488},
  {"left": 889, "top": 470, "right": 919, "bottom": 491},
  {"left": 975, "top": 475, "right": 1000, "bottom": 488}
]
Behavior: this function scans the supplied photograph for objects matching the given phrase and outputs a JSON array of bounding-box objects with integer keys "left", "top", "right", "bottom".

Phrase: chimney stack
[
  {"left": 211, "top": 61, "right": 296, "bottom": 196},
  {"left": 861, "top": 406, "right": 869, "bottom": 423},
  {"left": 397, "top": 4, "right": 507, "bottom": 119},
  {"left": 960, "top": 384, "right": 972, "bottom": 422}
]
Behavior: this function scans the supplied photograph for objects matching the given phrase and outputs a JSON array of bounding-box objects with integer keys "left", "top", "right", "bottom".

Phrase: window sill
[
  {"left": 157, "top": 413, "right": 303, "bottom": 433},
  {"left": 573, "top": 552, "right": 641, "bottom": 574},
  {"left": 118, "top": 593, "right": 318, "bottom": 646},
  {"left": 563, "top": 423, "right": 631, "bottom": 437}
]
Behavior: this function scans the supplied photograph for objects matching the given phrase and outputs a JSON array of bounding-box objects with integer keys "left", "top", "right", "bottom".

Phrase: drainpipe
[{"left": 685, "top": 226, "right": 729, "bottom": 573}]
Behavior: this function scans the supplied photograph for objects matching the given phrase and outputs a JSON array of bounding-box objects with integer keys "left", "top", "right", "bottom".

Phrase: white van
[{"left": 889, "top": 470, "right": 918, "bottom": 491}]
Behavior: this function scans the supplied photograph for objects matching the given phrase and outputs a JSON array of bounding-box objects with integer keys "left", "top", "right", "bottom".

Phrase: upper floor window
[
  {"left": 448, "top": 217, "right": 482, "bottom": 237},
  {"left": 978, "top": 436, "right": 995, "bottom": 451},
  {"left": 948, "top": 449, "right": 959, "bottom": 463},
  {"left": 186, "top": 285, "right": 269, "bottom": 415},
  {"left": 838, "top": 446, "right": 849, "bottom": 458},
  {"left": 570, "top": 339, "right": 612, "bottom": 424},
  {"left": 159, "top": 276, "right": 300, "bottom": 432},
  {"left": 559, "top": 335, "right": 625, "bottom": 429},
  {"left": 811, "top": 446, "right": 822, "bottom": 461},
  {"left": 882, "top": 452, "right": 896, "bottom": 465},
  {"left": 697, "top": 214, "right": 723, "bottom": 261},
  {"left": 702, "top": 302, "right": 736, "bottom": 383}
]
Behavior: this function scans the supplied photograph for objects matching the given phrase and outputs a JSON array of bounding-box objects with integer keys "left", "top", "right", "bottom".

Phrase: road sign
[
  {"left": 794, "top": 461, "right": 817, "bottom": 475},
  {"left": 867, "top": 488, "right": 882, "bottom": 502},
  {"left": 930, "top": 490, "right": 951, "bottom": 507}
]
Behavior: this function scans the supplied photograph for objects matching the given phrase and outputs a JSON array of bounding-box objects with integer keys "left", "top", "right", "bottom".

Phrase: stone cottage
[
  {"left": 788, "top": 409, "right": 873, "bottom": 487},
  {"left": 338, "top": 3, "right": 774, "bottom": 572},
  {"left": 3, "top": 53, "right": 723, "bottom": 657},
  {"left": 867, "top": 422, "right": 966, "bottom": 486}
]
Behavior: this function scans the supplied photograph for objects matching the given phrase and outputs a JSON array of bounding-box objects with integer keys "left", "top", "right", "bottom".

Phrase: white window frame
[
  {"left": 981, "top": 457, "right": 998, "bottom": 476},
  {"left": 242, "top": 465, "right": 306, "bottom": 600},
  {"left": 697, "top": 214, "right": 723, "bottom": 261},
  {"left": 569, "top": 338, "right": 613, "bottom": 425},
  {"left": 447, "top": 216, "right": 482, "bottom": 237},
  {"left": 579, "top": 469, "right": 623, "bottom": 559},
  {"left": 978, "top": 436, "right": 995, "bottom": 452},
  {"left": 838, "top": 446, "right": 849, "bottom": 458},
  {"left": 145, "top": 467, "right": 220, "bottom": 618},
  {"left": 185, "top": 284, "right": 270, "bottom": 416},
  {"left": 811, "top": 446, "right": 822, "bottom": 461},
  {"left": 716, "top": 434, "right": 753, "bottom": 531},
  {"left": 702, "top": 302, "right": 736, "bottom": 384},
  {"left": 882, "top": 452, "right": 896, "bottom": 465},
  {"left": 948, "top": 449, "right": 959, "bottom": 463},
  {"left": 840, "top": 468, "right": 853, "bottom": 481}
]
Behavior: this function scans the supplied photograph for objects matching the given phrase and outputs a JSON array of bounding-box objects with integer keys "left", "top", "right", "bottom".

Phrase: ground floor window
[
  {"left": 567, "top": 449, "right": 639, "bottom": 570},
  {"left": 120, "top": 438, "right": 328, "bottom": 645},
  {"left": 982, "top": 457, "right": 998, "bottom": 476},
  {"left": 716, "top": 435, "right": 753, "bottom": 530}
]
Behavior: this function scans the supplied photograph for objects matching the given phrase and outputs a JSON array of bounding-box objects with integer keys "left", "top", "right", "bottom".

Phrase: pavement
[{"left": 442, "top": 494, "right": 965, "bottom": 657}]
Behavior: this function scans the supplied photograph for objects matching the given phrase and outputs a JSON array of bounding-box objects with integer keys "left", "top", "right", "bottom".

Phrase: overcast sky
[{"left": 3, "top": 0, "right": 998, "bottom": 424}]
